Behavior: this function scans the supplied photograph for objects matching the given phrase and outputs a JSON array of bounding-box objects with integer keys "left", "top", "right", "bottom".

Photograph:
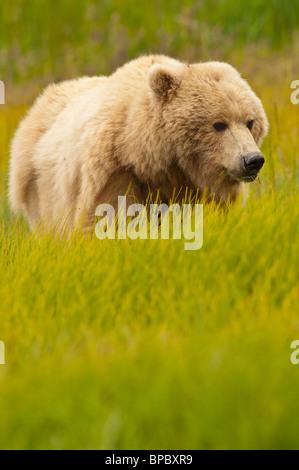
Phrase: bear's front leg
[{"left": 74, "top": 167, "right": 148, "bottom": 235}]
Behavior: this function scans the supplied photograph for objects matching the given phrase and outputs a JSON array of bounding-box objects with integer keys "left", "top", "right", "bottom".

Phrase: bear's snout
[{"left": 242, "top": 152, "right": 265, "bottom": 175}]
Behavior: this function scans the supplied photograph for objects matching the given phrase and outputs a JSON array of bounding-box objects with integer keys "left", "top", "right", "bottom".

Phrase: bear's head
[{"left": 148, "top": 60, "right": 269, "bottom": 200}]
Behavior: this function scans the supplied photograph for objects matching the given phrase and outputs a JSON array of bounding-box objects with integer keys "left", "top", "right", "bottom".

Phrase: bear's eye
[
  {"left": 247, "top": 119, "right": 254, "bottom": 131},
  {"left": 213, "top": 122, "right": 228, "bottom": 132}
]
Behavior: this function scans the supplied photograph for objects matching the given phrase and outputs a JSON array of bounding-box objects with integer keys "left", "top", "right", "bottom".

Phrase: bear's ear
[{"left": 148, "top": 64, "right": 182, "bottom": 100}]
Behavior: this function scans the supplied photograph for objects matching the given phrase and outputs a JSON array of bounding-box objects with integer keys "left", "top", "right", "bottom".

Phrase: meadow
[{"left": 0, "top": 0, "right": 299, "bottom": 450}]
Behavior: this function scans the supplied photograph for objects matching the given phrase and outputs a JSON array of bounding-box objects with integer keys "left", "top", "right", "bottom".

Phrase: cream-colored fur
[{"left": 9, "top": 55, "right": 268, "bottom": 232}]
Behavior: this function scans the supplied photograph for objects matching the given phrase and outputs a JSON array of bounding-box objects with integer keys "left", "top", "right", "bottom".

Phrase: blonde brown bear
[{"left": 9, "top": 55, "right": 268, "bottom": 232}]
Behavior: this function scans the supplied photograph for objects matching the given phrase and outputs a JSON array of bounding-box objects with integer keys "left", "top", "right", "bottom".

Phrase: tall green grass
[
  {"left": 1, "top": 0, "right": 299, "bottom": 450},
  {"left": 0, "top": 177, "right": 299, "bottom": 449}
]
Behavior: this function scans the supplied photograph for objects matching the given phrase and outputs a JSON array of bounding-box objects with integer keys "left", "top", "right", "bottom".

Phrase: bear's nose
[{"left": 242, "top": 152, "right": 265, "bottom": 173}]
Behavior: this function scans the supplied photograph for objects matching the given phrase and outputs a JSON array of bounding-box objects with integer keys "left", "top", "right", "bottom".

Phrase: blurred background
[{"left": 1, "top": 0, "right": 299, "bottom": 100}]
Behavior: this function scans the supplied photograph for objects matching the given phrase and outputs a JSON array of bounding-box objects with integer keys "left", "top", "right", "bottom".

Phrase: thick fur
[{"left": 9, "top": 55, "right": 268, "bottom": 231}]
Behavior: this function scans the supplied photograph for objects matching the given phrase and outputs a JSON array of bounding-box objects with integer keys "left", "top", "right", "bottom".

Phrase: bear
[{"left": 9, "top": 54, "right": 268, "bottom": 233}]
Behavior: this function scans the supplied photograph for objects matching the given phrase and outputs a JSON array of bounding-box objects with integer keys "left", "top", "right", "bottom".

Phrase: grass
[{"left": 1, "top": 0, "right": 299, "bottom": 450}]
